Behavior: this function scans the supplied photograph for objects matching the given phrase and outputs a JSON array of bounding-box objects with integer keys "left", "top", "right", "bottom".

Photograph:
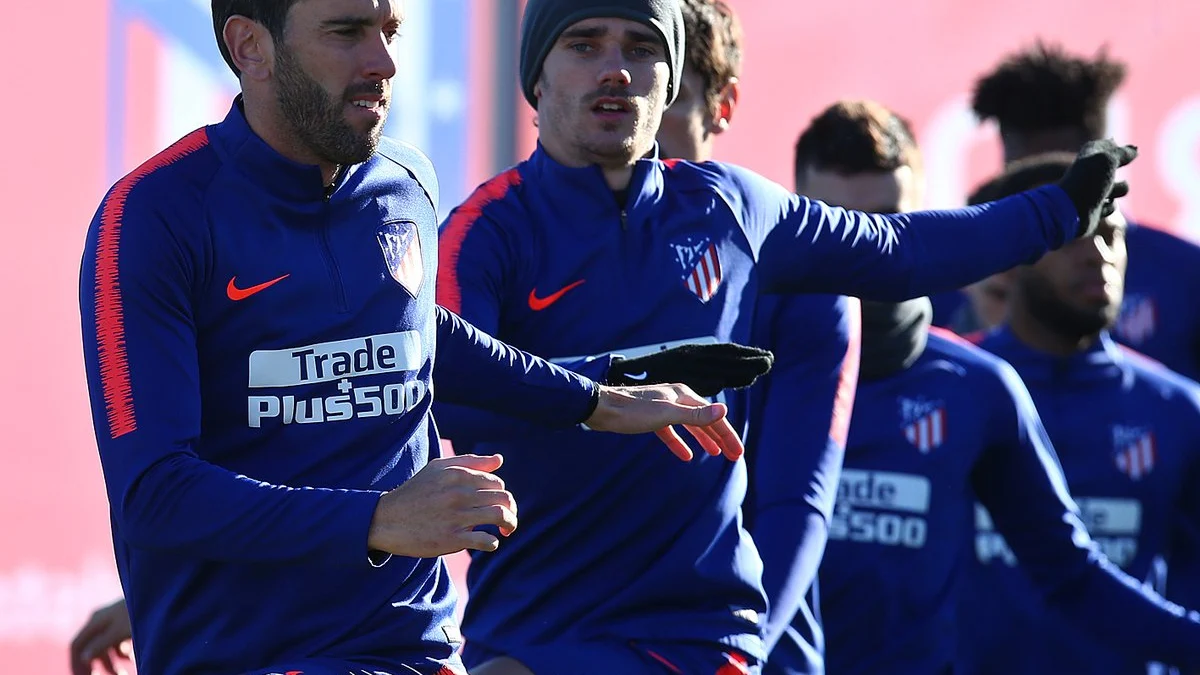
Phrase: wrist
[{"left": 582, "top": 386, "right": 621, "bottom": 431}]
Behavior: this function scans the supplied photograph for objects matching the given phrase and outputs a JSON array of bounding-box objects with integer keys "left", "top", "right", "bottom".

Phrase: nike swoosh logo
[
  {"left": 227, "top": 274, "right": 290, "bottom": 301},
  {"left": 528, "top": 279, "right": 586, "bottom": 311},
  {"left": 625, "top": 371, "right": 649, "bottom": 381}
]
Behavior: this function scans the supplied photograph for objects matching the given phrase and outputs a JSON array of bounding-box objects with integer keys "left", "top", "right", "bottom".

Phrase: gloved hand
[
  {"left": 606, "top": 343, "right": 775, "bottom": 397},
  {"left": 1056, "top": 139, "right": 1137, "bottom": 238}
]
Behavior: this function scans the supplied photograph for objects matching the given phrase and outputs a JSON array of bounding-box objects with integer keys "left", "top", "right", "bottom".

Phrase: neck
[
  {"left": 1007, "top": 298, "right": 1101, "bottom": 357},
  {"left": 859, "top": 298, "right": 932, "bottom": 381},
  {"left": 241, "top": 93, "right": 341, "bottom": 186},
  {"left": 600, "top": 165, "right": 635, "bottom": 191},
  {"left": 538, "top": 133, "right": 645, "bottom": 191},
  {"left": 692, "top": 135, "right": 716, "bottom": 162}
]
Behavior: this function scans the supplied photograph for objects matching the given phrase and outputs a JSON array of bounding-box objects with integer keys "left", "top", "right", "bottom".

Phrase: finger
[
  {"left": 461, "top": 530, "right": 502, "bottom": 553},
  {"left": 473, "top": 504, "right": 519, "bottom": 537},
  {"left": 469, "top": 489, "right": 518, "bottom": 514},
  {"left": 655, "top": 427, "right": 694, "bottom": 461},
  {"left": 1118, "top": 144, "right": 1138, "bottom": 167},
  {"left": 94, "top": 624, "right": 131, "bottom": 657},
  {"left": 684, "top": 424, "right": 723, "bottom": 457},
  {"left": 436, "top": 453, "right": 504, "bottom": 473},
  {"left": 697, "top": 414, "right": 744, "bottom": 461},
  {"left": 695, "top": 420, "right": 737, "bottom": 459},
  {"left": 95, "top": 650, "right": 118, "bottom": 675},
  {"left": 71, "top": 624, "right": 103, "bottom": 673},
  {"left": 1108, "top": 180, "right": 1130, "bottom": 200},
  {"left": 80, "top": 636, "right": 116, "bottom": 673},
  {"left": 118, "top": 640, "right": 134, "bottom": 658},
  {"left": 448, "top": 466, "right": 507, "bottom": 490}
]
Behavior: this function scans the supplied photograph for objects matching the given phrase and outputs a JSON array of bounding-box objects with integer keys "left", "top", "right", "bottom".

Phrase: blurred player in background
[
  {"left": 960, "top": 153, "right": 1200, "bottom": 675},
  {"left": 934, "top": 43, "right": 1200, "bottom": 382},
  {"left": 655, "top": 0, "right": 739, "bottom": 161},
  {"left": 435, "top": 0, "right": 1135, "bottom": 672},
  {"left": 793, "top": 102, "right": 1200, "bottom": 675},
  {"left": 660, "top": 4, "right": 863, "bottom": 673}
]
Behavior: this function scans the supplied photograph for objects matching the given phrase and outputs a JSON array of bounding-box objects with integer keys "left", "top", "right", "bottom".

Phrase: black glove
[
  {"left": 606, "top": 343, "right": 775, "bottom": 397},
  {"left": 1056, "top": 139, "right": 1138, "bottom": 238}
]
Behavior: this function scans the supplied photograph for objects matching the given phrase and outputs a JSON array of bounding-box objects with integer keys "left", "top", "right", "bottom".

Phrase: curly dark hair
[
  {"left": 971, "top": 40, "right": 1127, "bottom": 139},
  {"left": 794, "top": 100, "right": 921, "bottom": 183},
  {"left": 679, "top": 0, "right": 743, "bottom": 116}
]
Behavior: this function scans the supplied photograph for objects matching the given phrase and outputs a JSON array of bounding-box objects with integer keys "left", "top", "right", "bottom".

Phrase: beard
[
  {"left": 275, "top": 45, "right": 387, "bottom": 166},
  {"left": 1021, "top": 272, "right": 1120, "bottom": 340}
]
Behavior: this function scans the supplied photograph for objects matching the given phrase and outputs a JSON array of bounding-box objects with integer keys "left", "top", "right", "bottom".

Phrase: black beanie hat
[{"left": 519, "top": 0, "right": 685, "bottom": 109}]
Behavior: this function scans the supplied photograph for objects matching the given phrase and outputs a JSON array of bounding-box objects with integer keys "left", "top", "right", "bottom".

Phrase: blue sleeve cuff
[{"left": 1030, "top": 184, "right": 1081, "bottom": 249}]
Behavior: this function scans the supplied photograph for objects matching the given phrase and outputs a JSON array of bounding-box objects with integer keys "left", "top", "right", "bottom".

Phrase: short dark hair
[
  {"left": 967, "top": 151, "right": 1077, "bottom": 205},
  {"left": 679, "top": 0, "right": 742, "bottom": 116},
  {"left": 971, "top": 40, "right": 1127, "bottom": 138},
  {"left": 211, "top": 0, "right": 301, "bottom": 76},
  {"left": 793, "top": 100, "right": 921, "bottom": 183}
]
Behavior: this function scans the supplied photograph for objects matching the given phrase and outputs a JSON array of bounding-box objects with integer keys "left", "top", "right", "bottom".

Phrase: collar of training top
[
  {"left": 527, "top": 141, "right": 670, "bottom": 227},
  {"left": 207, "top": 96, "right": 358, "bottom": 204},
  {"left": 985, "top": 325, "right": 1127, "bottom": 384}
]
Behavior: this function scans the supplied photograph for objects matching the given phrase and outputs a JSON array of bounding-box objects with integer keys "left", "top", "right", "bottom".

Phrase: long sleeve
[
  {"left": 432, "top": 351, "right": 612, "bottom": 446},
  {"left": 433, "top": 306, "right": 599, "bottom": 427},
  {"left": 80, "top": 189, "right": 383, "bottom": 566},
  {"left": 1162, "top": 395, "right": 1200, "bottom": 617},
  {"left": 971, "top": 360, "right": 1200, "bottom": 670},
  {"left": 725, "top": 166, "right": 1079, "bottom": 300},
  {"left": 745, "top": 294, "right": 861, "bottom": 654}
]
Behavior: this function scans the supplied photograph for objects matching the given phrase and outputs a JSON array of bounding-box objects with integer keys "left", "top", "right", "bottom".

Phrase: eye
[
  {"left": 334, "top": 26, "right": 360, "bottom": 38},
  {"left": 631, "top": 46, "right": 655, "bottom": 58},
  {"left": 568, "top": 42, "right": 594, "bottom": 53},
  {"left": 384, "top": 28, "right": 402, "bottom": 44}
]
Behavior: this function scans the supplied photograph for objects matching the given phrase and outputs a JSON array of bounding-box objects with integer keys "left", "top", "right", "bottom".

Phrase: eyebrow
[
  {"left": 320, "top": 14, "right": 404, "bottom": 30},
  {"left": 559, "top": 25, "right": 663, "bottom": 46},
  {"left": 321, "top": 16, "right": 375, "bottom": 30}
]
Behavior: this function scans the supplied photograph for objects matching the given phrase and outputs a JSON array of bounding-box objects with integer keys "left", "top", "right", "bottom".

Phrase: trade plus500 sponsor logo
[
  {"left": 246, "top": 332, "right": 426, "bottom": 427},
  {"left": 975, "top": 497, "right": 1142, "bottom": 567},
  {"left": 830, "top": 470, "right": 931, "bottom": 549}
]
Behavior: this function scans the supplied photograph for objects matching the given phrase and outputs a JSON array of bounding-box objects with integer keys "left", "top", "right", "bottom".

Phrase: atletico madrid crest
[
  {"left": 1112, "top": 425, "right": 1156, "bottom": 480},
  {"left": 1114, "top": 294, "right": 1157, "bottom": 345},
  {"left": 899, "top": 397, "right": 946, "bottom": 453},
  {"left": 377, "top": 220, "right": 424, "bottom": 297},
  {"left": 670, "top": 234, "right": 723, "bottom": 303}
]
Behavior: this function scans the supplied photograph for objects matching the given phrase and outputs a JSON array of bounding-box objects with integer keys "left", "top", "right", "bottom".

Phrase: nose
[
  {"left": 363, "top": 31, "right": 398, "bottom": 81},
  {"left": 596, "top": 48, "right": 632, "bottom": 89}
]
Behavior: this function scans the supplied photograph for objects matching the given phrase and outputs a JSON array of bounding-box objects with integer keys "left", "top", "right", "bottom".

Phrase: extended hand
[
  {"left": 367, "top": 454, "right": 518, "bottom": 557},
  {"left": 607, "top": 343, "right": 774, "bottom": 396},
  {"left": 584, "top": 383, "right": 744, "bottom": 462},
  {"left": 70, "top": 597, "right": 132, "bottom": 675},
  {"left": 1057, "top": 139, "right": 1137, "bottom": 237}
]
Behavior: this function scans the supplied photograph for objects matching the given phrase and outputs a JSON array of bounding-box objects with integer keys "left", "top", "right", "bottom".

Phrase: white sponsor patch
[
  {"left": 975, "top": 497, "right": 1142, "bottom": 567},
  {"left": 249, "top": 331, "right": 422, "bottom": 388},
  {"left": 975, "top": 497, "right": 1141, "bottom": 536},
  {"left": 838, "top": 469, "right": 931, "bottom": 514}
]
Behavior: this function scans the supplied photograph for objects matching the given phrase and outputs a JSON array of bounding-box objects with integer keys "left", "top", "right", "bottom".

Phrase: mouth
[
  {"left": 1076, "top": 274, "right": 1119, "bottom": 302},
  {"left": 591, "top": 97, "right": 633, "bottom": 120},
  {"left": 348, "top": 95, "right": 387, "bottom": 118}
]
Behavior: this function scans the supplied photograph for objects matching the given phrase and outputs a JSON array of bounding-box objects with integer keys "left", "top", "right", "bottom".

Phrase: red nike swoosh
[
  {"left": 528, "top": 279, "right": 586, "bottom": 311},
  {"left": 227, "top": 274, "right": 290, "bottom": 301}
]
